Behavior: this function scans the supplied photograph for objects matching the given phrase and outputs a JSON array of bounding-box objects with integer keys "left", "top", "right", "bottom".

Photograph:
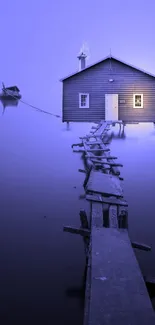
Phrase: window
[
  {"left": 133, "top": 94, "right": 143, "bottom": 108},
  {"left": 79, "top": 93, "right": 89, "bottom": 108}
]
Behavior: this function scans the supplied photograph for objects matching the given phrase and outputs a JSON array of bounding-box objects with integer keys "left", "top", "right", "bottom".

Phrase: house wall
[{"left": 62, "top": 59, "right": 155, "bottom": 123}]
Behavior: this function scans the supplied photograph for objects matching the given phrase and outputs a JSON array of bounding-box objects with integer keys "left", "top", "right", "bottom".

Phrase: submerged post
[{"left": 66, "top": 121, "right": 70, "bottom": 130}]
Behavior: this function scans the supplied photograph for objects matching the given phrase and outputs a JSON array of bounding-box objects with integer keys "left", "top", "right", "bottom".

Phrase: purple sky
[{"left": 0, "top": 0, "right": 155, "bottom": 114}]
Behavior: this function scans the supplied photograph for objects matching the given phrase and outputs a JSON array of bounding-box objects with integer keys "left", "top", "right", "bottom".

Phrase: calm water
[{"left": 0, "top": 99, "right": 155, "bottom": 324}]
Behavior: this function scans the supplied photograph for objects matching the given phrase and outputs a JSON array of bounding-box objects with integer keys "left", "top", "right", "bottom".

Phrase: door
[{"left": 105, "top": 94, "right": 118, "bottom": 121}]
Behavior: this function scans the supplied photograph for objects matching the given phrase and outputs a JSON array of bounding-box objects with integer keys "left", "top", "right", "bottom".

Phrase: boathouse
[{"left": 60, "top": 54, "right": 155, "bottom": 123}]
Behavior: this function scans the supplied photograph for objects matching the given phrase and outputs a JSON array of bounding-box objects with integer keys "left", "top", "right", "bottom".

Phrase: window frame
[
  {"left": 79, "top": 93, "right": 89, "bottom": 108},
  {"left": 133, "top": 94, "right": 143, "bottom": 108}
]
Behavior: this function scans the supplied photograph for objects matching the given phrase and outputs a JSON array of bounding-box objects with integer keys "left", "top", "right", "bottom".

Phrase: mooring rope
[{"left": 1, "top": 86, "right": 61, "bottom": 118}]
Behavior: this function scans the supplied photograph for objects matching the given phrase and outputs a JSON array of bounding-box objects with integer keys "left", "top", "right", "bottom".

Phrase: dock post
[{"left": 66, "top": 121, "right": 70, "bottom": 130}]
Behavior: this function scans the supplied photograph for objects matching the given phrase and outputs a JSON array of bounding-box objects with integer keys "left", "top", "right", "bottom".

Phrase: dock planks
[
  {"left": 66, "top": 119, "right": 155, "bottom": 325},
  {"left": 86, "top": 170, "right": 123, "bottom": 197},
  {"left": 89, "top": 227, "right": 155, "bottom": 325}
]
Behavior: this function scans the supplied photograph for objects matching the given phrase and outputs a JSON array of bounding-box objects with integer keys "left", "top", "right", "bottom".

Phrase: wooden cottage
[{"left": 60, "top": 54, "right": 155, "bottom": 124}]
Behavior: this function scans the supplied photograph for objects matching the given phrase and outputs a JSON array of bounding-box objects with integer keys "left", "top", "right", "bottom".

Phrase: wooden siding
[{"left": 62, "top": 59, "right": 155, "bottom": 123}]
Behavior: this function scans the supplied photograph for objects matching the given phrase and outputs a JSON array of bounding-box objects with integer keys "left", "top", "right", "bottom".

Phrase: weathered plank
[
  {"left": 88, "top": 228, "right": 155, "bottom": 325},
  {"left": 79, "top": 135, "right": 97, "bottom": 140},
  {"left": 73, "top": 149, "right": 87, "bottom": 152},
  {"left": 78, "top": 169, "right": 86, "bottom": 173},
  {"left": 87, "top": 148, "right": 110, "bottom": 152},
  {"left": 86, "top": 141, "right": 104, "bottom": 145},
  {"left": 109, "top": 205, "right": 118, "bottom": 228},
  {"left": 91, "top": 161, "right": 123, "bottom": 167},
  {"left": 63, "top": 226, "right": 90, "bottom": 237},
  {"left": 90, "top": 159, "right": 116, "bottom": 165},
  {"left": 80, "top": 210, "right": 90, "bottom": 257},
  {"left": 83, "top": 256, "right": 91, "bottom": 325},
  {"left": 97, "top": 135, "right": 121, "bottom": 175},
  {"left": 80, "top": 210, "right": 89, "bottom": 229},
  {"left": 118, "top": 206, "right": 128, "bottom": 228},
  {"left": 86, "top": 170, "right": 123, "bottom": 197},
  {"left": 90, "top": 156, "right": 118, "bottom": 161},
  {"left": 86, "top": 194, "right": 128, "bottom": 206},
  {"left": 93, "top": 164, "right": 111, "bottom": 170},
  {"left": 72, "top": 142, "right": 83, "bottom": 148},
  {"left": 88, "top": 155, "right": 116, "bottom": 160},
  {"left": 102, "top": 151, "right": 120, "bottom": 175},
  {"left": 82, "top": 141, "right": 94, "bottom": 168},
  {"left": 83, "top": 165, "right": 93, "bottom": 188},
  {"left": 131, "top": 242, "right": 151, "bottom": 251},
  {"left": 91, "top": 202, "right": 103, "bottom": 227},
  {"left": 93, "top": 122, "right": 110, "bottom": 137}
]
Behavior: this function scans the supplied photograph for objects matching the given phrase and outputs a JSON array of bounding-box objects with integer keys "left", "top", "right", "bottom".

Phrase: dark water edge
[
  {"left": 109, "top": 123, "right": 155, "bottom": 275},
  {"left": 0, "top": 107, "right": 92, "bottom": 325},
  {"left": 0, "top": 106, "right": 155, "bottom": 324}
]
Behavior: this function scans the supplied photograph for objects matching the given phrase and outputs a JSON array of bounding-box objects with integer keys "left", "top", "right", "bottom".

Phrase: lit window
[
  {"left": 79, "top": 93, "right": 89, "bottom": 108},
  {"left": 133, "top": 94, "right": 143, "bottom": 108}
]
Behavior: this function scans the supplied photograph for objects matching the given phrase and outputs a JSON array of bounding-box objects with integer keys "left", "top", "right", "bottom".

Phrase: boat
[{"left": 0, "top": 83, "right": 22, "bottom": 99}]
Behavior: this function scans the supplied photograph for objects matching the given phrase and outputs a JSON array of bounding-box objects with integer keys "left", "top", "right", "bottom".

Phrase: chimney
[{"left": 77, "top": 52, "right": 87, "bottom": 71}]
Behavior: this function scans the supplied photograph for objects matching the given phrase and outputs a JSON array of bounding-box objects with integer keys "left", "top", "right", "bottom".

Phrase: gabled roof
[{"left": 60, "top": 54, "right": 155, "bottom": 81}]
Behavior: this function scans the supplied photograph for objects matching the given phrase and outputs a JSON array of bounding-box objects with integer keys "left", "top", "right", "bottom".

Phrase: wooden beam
[
  {"left": 73, "top": 149, "right": 86, "bottom": 152},
  {"left": 86, "top": 194, "right": 128, "bottom": 206},
  {"left": 91, "top": 156, "right": 118, "bottom": 161},
  {"left": 91, "top": 161, "right": 123, "bottom": 167},
  {"left": 91, "top": 202, "right": 103, "bottom": 227},
  {"left": 131, "top": 241, "right": 151, "bottom": 251},
  {"left": 93, "top": 122, "right": 110, "bottom": 137},
  {"left": 63, "top": 226, "right": 90, "bottom": 237},
  {"left": 118, "top": 206, "right": 128, "bottom": 228},
  {"left": 86, "top": 171, "right": 123, "bottom": 197},
  {"left": 109, "top": 205, "right": 118, "bottom": 228},
  {"left": 79, "top": 135, "right": 96, "bottom": 139},
  {"left": 87, "top": 154, "right": 113, "bottom": 160},
  {"left": 78, "top": 169, "right": 86, "bottom": 173},
  {"left": 72, "top": 143, "right": 83, "bottom": 148},
  {"left": 94, "top": 164, "right": 110, "bottom": 170},
  {"left": 87, "top": 148, "right": 110, "bottom": 152},
  {"left": 80, "top": 210, "right": 89, "bottom": 229},
  {"left": 82, "top": 140, "right": 95, "bottom": 169},
  {"left": 86, "top": 141, "right": 102, "bottom": 145},
  {"left": 83, "top": 165, "right": 93, "bottom": 188},
  {"left": 90, "top": 159, "right": 117, "bottom": 164},
  {"left": 86, "top": 141, "right": 110, "bottom": 146}
]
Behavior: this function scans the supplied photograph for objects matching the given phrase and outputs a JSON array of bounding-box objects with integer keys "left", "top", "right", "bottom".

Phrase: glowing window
[{"left": 133, "top": 94, "right": 143, "bottom": 108}]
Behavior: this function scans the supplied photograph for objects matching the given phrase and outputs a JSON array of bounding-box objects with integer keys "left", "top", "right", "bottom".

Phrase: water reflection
[
  {"left": 65, "top": 266, "right": 87, "bottom": 309},
  {"left": 108, "top": 124, "right": 126, "bottom": 141},
  {"left": 0, "top": 98, "right": 19, "bottom": 115}
]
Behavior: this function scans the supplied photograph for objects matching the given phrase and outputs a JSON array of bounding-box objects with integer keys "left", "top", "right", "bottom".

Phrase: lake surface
[{"left": 0, "top": 99, "right": 155, "bottom": 324}]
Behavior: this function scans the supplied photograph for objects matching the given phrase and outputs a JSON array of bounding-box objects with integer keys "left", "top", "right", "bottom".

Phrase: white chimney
[{"left": 77, "top": 52, "right": 87, "bottom": 71}]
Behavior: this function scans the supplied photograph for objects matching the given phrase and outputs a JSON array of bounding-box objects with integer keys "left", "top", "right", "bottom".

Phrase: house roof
[{"left": 60, "top": 54, "right": 155, "bottom": 81}]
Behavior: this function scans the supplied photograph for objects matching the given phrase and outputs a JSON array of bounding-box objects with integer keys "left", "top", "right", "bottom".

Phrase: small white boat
[{"left": 0, "top": 83, "right": 22, "bottom": 99}]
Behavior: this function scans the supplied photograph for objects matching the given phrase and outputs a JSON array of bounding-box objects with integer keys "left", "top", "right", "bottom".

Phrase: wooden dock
[{"left": 64, "top": 120, "right": 155, "bottom": 324}]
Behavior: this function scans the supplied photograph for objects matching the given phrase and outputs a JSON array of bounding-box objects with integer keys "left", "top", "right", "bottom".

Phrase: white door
[{"left": 105, "top": 94, "right": 118, "bottom": 121}]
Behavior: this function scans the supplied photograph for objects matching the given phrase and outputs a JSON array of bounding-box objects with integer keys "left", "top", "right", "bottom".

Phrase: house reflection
[{"left": 0, "top": 98, "right": 19, "bottom": 114}]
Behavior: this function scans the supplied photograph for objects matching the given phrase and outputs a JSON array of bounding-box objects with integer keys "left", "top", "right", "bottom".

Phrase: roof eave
[{"left": 60, "top": 55, "right": 155, "bottom": 81}]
